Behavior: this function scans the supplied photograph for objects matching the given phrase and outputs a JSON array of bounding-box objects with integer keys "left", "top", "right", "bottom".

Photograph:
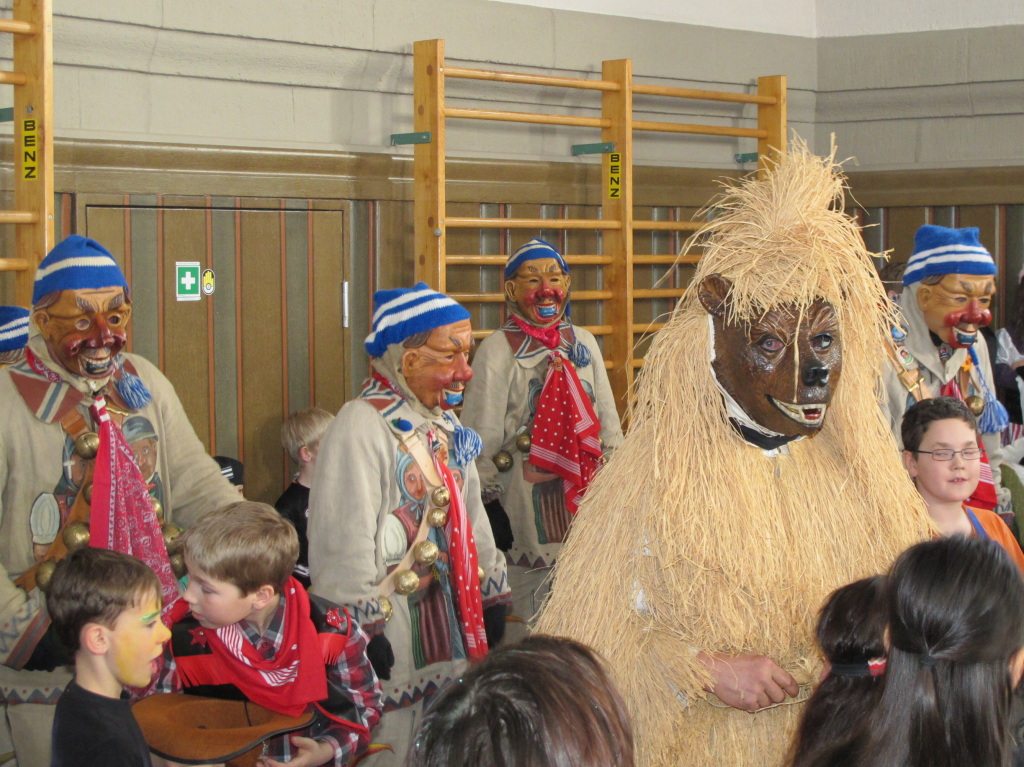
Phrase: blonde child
[{"left": 275, "top": 407, "right": 334, "bottom": 587}]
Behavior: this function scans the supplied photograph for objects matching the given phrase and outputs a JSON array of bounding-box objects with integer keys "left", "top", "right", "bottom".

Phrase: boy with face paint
[
  {"left": 460, "top": 239, "right": 623, "bottom": 644},
  {"left": 883, "top": 225, "right": 1010, "bottom": 516},
  {"left": 0, "top": 235, "right": 239, "bottom": 766},
  {"left": 308, "top": 284, "right": 510, "bottom": 767},
  {"left": 47, "top": 547, "right": 171, "bottom": 767}
]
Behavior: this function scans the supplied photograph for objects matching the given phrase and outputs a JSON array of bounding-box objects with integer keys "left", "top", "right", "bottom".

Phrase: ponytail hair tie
[{"left": 919, "top": 653, "right": 937, "bottom": 668}]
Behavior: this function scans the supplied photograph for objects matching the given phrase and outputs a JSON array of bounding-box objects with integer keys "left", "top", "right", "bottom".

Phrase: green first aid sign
[{"left": 176, "top": 262, "right": 201, "bottom": 302}]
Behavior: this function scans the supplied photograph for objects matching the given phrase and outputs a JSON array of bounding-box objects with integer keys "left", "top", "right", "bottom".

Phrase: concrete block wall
[{"left": 0, "top": 0, "right": 816, "bottom": 171}]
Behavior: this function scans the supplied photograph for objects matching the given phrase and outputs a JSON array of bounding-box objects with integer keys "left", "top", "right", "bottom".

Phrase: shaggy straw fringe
[{"left": 534, "top": 139, "right": 933, "bottom": 767}]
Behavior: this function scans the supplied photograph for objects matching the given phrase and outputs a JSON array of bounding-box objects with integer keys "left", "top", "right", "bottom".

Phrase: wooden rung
[
  {"left": 0, "top": 257, "right": 30, "bottom": 271},
  {"left": 0, "top": 210, "right": 38, "bottom": 224},
  {"left": 632, "top": 322, "right": 667, "bottom": 333},
  {"left": 446, "top": 217, "right": 622, "bottom": 231},
  {"left": 444, "top": 66, "right": 619, "bottom": 92},
  {"left": 452, "top": 289, "right": 614, "bottom": 303},
  {"left": 0, "top": 70, "right": 28, "bottom": 85},
  {"left": 0, "top": 18, "right": 37, "bottom": 35},
  {"left": 445, "top": 107, "right": 609, "bottom": 129},
  {"left": 633, "top": 254, "right": 702, "bottom": 265},
  {"left": 632, "top": 82, "right": 776, "bottom": 105},
  {"left": 633, "top": 288, "right": 687, "bottom": 299},
  {"left": 605, "top": 360, "right": 613, "bottom": 370},
  {"left": 633, "top": 119, "right": 766, "bottom": 139},
  {"left": 446, "top": 254, "right": 614, "bottom": 266},
  {"left": 633, "top": 220, "right": 702, "bottom": 231},
  {"left": 632, "top": 359, "right": 645, "bottom": 369}
]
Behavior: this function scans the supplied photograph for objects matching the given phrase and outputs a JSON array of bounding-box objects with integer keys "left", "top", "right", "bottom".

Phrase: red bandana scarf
[
  {"left": 88, "top": 394, "right": 183, "bottom": 621},
  {"left": 939, "top": 378, "right": 998, "bottom": 511},
  {"left": 438, "top": 460, "right": 489, "bottom": 659},
  {"left": 528, "top": 352, "right": 602, "bottom": 513},
  {"left": 176, "top": 579, "right": 327, "bottom": 717},
  {"left": 510, "top": 314, "right": 561, "bottom": 350}
]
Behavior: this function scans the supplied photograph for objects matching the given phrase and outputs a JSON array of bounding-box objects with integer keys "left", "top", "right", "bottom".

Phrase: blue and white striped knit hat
[
  {"left": 504, "top": 238, "right": 570, "bottom": 280},
  {"left": 0, "top": 306, "right": 29, "bottom": 353},
  {"left": 902, "top": 225, "right": 996, "bottom": 286},
  {"left": 364, "top": 283, "right": 471, "bottom": 358},
  {"left": 33, "top": 235, "right": 128, "bottom": 305}
]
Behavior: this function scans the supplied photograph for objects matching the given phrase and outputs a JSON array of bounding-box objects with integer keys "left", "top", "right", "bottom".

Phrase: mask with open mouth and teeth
[
  {"left": 506, "top": 256, "right": 571, "bottom": 328},
  {"left": 33, "top": 286, "right": 132, "bottom": 381},
  {"left": 699, "top": 274, "right": 842, "bottom": 439},
  {"left": 401, "top": 319, "right": 475, "bottom": 411}
]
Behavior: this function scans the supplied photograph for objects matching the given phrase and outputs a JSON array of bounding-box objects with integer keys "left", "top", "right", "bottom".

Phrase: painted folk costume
[
  {"left": 460, "top": 239, "right": 623, "bottom": 638},
  {"left": 0, "top": 236, "right": 239, "bottom": 766},
  {"left": 308, "top": 284, "right": 510, "bottom": 766},
  {"left": 883, "top": 225, "right": 1010, "bottom": 514},
  {"left": 535, "top": 144, "right": 933, "bottom": 767}
]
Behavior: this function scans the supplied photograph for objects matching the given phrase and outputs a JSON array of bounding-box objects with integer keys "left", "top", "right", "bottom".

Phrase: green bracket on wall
[
  {"left": 0, "top": 108, "right": 13, "bottom": 123},
  {"left": 390, "top": 131, "right": 431, "bottom": 146},
  {"left": 571, "top": 142, "right": 615, "bottom": 156},
  {"left": 734, "top": 152, "right": 758, "bottom": 164}
]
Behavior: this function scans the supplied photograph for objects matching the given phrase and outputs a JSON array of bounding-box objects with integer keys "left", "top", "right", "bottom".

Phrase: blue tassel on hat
[
  {"left": 968, "top": 346, "right": 1009, "bottom": 434},
  {"left": 450, "top": 423, "right": 483, "bottom": 466},
  {"left": 569, "top": 339, "right": 591, "bottom": 369},
  {"left": 115, "top": 362, "right": 152, "bottom": 410}
]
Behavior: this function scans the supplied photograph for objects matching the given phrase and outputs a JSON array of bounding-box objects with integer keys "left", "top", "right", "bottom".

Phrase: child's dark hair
[
  {"left": 405, "top": 634, "right": 634, "bottom": 767},
  {"left": 47, "top": 547, "right": 162, "bottom": 654},
  {"left": 787, "top": 576, "right": 887, "bottom": 767},
  {"left": 900, "top": 395, "right": 980, "bottom": 453},
  {"left": 861, "top": 536, "right": 1024, "bottom": 767}
]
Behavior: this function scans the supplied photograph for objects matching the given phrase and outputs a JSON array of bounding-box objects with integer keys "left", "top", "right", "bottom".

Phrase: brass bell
[
  {"left": 426, "top": 507, "right": 448, "bottom": 528},
  {"left": 74, "top": 432, "right": 100, "bottom": 460},
  {"left": 161, "top": 522, "right": 183, "bottom": 550},
  {"left": 152, "top": 498, "right": 164, "bottom": 522},
  {"left": 169, "top": 552, "right": 187, "bottom": 579},
  {"left": 413, "top": 540, "right": 439, "bottom": 566},
  {"left": 35, "top": 559, "right": 57, "bottom": 592},
  {"left": 477, "top": 566, "right": 486, "bottom": 583},
  {"left": 62, "top": 521, "right": 91, "bottom": 550},
  {"left": 965, "top": 395, "right": 985, "bottom": 417},
  {"left": 515, "top": 433, "right": 531, "bottom": 453},
  {"left": 379, "top": 596, "right": 394, "bottom": 622},
  {"left": 493, "top": 451, "right": 513, "bottom": 472},
  {"left": 430, "top": 486, "right": 450, "bottom": 508},
  {"left": 82, "top": 482, "right": 93, "bottom": 505},
  {"left": 394, "top": 569, "right": 420, "bottom": 596}
]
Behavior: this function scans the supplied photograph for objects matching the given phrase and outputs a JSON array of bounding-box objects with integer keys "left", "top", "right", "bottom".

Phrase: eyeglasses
[{"left": 915, "top": 448, "right": 984, "bottom": 461}]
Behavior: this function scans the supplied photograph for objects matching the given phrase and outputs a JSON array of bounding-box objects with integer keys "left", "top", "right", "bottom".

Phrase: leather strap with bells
[
  {"left": 16, "top": 409, "right": 101, "bottom": 591},
  {"left": 885, "top": 335, "right": 933, "bottom": 404},
  {"left": 375, "top": 425, "right": 451, "bottom": 605}
]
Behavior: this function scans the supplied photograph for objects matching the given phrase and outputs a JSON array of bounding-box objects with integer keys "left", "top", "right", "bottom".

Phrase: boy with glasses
[{"left": 902, "top": 396, "right": 1024, "bottom": 571}]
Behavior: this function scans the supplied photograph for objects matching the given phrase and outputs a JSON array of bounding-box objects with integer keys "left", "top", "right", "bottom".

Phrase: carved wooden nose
[{"left": 802, "top": 365, "right": 829, "bottom": 387}]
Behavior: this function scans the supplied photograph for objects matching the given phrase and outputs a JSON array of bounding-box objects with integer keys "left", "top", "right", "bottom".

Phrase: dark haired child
[
  {"left": 151, "top": 501, "right": 382, "bottom": 767},
  {"left": 48, "top": 547, "right": 171, "bottom": 767},
  {"left": 860, "top": 536, "right": 1024, "bottom": 767},
  {"left": 406, "top": 634, "right": 633, "bottom": 767},
  {"left": 901, "top": 396, "right": 1024, "bottom": 571},
  {"left": 787, "top": 576, "right": 887, "bottom": 767}
]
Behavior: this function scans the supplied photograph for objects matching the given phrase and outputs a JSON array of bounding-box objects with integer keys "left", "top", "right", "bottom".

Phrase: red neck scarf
[
  {"left": 510, "top": 314, "right": 562, "bottom": 350},
  {"left": 438, "top": 460, "right": 489, "bottom": 659},
  {"left": 87, "top": 394, "right": 183, "bottom": 622},
  {"left": 528, "top": 353, "right": 602, "bottom": 513},
  {"left": 176, "top": 579, "right": 327, "bottom": 717}
]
